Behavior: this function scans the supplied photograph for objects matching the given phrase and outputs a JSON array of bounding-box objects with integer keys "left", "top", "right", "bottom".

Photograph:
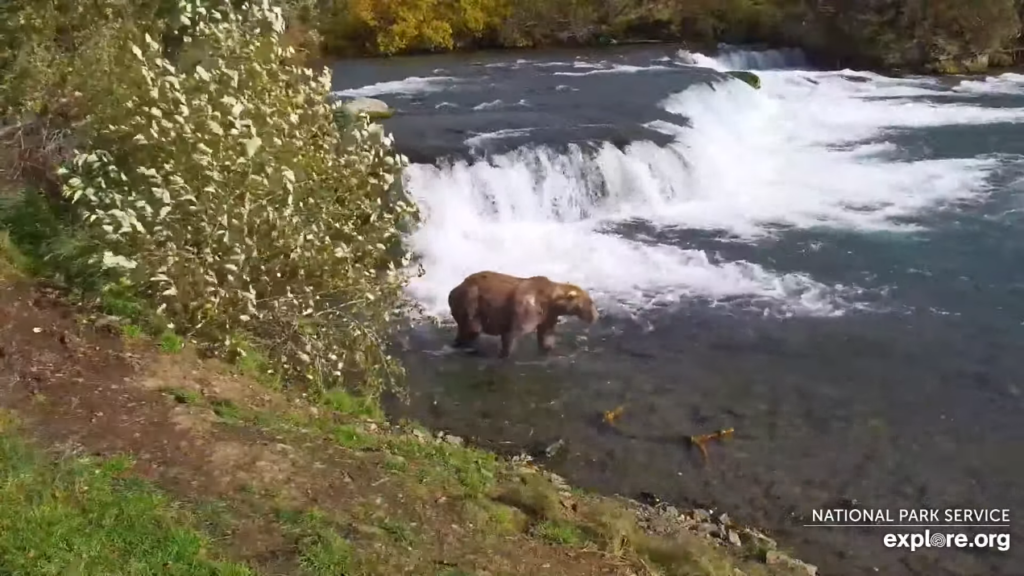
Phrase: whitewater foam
[
  {"left": 954, "top": 73, "right": 1024, "bottom": 95},
  {"left": 553, "top": 64, "right": 671, "bottom": 77},
  {"left": 387, "top": 48, "right": 1024, "bottom": 320},
  {"left": 464, "top": 128, "right": 536, "bottom": 148},
  {"left": 640, "top": 74, "right": 1019, "bottom": 235},
  {"left": 472, "top": 99, "right": 530, "bottom": 111},
  {"left": 680, "top": 47, "right": 808, "bottom": 71},
  {"left": 334, "top": 76, "right": 459, "bottom": 98}
]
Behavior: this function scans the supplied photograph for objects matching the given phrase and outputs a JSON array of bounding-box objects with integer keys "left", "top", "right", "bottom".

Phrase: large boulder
[
  {"left": 725, "top": 70, "right": 761, "bottom": 89},
  {"left": 340, "top": 97, "right": 395, "bottom": 120}
]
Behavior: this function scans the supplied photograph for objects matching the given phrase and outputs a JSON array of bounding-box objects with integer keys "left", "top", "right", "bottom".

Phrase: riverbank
[{"left": 0, "top": 259, "right": 818, "bottom": 575}]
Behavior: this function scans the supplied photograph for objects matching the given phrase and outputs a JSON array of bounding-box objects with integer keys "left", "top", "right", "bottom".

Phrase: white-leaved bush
[{"left": 61, "top": 0, "right": 422, "bottom": 394}]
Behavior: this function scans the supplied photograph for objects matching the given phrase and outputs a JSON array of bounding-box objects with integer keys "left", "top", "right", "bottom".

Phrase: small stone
[
  {"left": 718, "top": 512, "right": 731, "bottom": 526},
  {"left": 443, "top": 434, "right": 464, "bottom": 446},
  {"left": 543, "top": 438, "right": 565, "bottom": 458},
  {"left": 766, "top": 551, "right": 818, "bottom": 576},
  {"left": 694, "top": 509, "right": 712, "bottom": 522},
  {"left": 697, "top": 522, "right": 718, "bottom": 536},
  {"left": 94, "top": 315, "right": 120, "bottom": 329},
  {"left": 743, "top": 528, "right": 778, "bottom": 550},
  {"left": 663, "top": 505, "right": 679, "bottom": 518},
  {"left": 32, "top": 327, "right": 42, "bottom": 333},
  {"left": 547, "top": 473, "right": 569, "bottom": 490},
  {"left": 412, "top": 429, "right": 427, "bottom": 442},
  {"left": 728, "top": 530, "right": 742, "bottom": 547}
]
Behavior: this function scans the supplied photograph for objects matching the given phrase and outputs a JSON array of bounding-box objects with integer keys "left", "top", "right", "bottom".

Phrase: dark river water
[{"left": 332, "top": 45, "right": 1024, "bottom": 576}]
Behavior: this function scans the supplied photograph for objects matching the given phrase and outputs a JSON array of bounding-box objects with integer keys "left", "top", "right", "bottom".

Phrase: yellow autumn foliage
[{"left": 323, "top": 0, "right": 509, "bottom": 55}]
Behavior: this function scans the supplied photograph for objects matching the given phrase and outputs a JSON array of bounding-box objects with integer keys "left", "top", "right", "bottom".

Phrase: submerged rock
[{"left": 726, "top": 70, "right": 761, "bottom": 89}]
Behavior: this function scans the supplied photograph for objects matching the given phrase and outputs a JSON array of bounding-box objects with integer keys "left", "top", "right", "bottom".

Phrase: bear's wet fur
[{"left": 447, "top": 271, "right": 599, "bottom": 358}]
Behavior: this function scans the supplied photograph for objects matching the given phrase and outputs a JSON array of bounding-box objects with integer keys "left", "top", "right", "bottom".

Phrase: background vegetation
[{"left": 312, "top": 0, "right": 1024, "bottom": 72}]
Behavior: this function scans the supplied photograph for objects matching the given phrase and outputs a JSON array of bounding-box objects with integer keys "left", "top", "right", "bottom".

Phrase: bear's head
[{"left": 554, "top": 284, "right": 599, "bottom": 324}]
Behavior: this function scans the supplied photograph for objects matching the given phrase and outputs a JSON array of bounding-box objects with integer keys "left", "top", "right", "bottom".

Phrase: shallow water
[{"left": 333, "top": 45, "right": 1024, "bottom": 576}]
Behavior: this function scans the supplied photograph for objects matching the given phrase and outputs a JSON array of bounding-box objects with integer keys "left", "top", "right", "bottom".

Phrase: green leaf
[{"left": 243, "top": 136, "right": 262, "bottom": 158}]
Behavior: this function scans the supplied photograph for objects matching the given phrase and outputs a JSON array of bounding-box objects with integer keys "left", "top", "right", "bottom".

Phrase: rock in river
[
  {"left": 726, "top": 70, "right": 761, "bottom": 90},
  {"left": 339, "top": 97, "right": 395, "bottom": 120}
]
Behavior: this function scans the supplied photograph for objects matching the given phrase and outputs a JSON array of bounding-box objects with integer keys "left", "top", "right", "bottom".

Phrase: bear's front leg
[
  {"left": 500, "top": 321, "right": 537, "bottom": 359},
  {"left": 499, "top": 331, "right": 519, "bottom": 358},
  {"left": 452, "top": 324, "right": 480, "bottom": 349},
  {"left": 536, "top": 320, "right": 558, "bottom": 354},
  {"left": 504, "top": 295, "right": 541, "bottom": 359}
]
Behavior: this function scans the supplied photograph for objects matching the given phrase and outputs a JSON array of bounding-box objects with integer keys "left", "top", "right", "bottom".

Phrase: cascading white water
[
  {"left": 391, "top": 48, "right": 1024, "bottom": 320},
  {"left": 685, "top": 46, "right": 808, "bottom": 70}
]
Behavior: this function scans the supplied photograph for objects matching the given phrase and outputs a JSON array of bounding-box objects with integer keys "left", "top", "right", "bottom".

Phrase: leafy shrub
[
  {"left": 0, "top": 189, "right": 111, "bottom": 292},
  {"left": 61, "top": 0, "right": 421, "bottom": 395}
]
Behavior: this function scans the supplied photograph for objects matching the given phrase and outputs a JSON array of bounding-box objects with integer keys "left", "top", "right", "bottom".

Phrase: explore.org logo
[
  {"left": 803, "top": 507, "right": 1012, "bottom": 553},
  {"left": 882, "top": 530, "right": 1011, "bottom": 553}
]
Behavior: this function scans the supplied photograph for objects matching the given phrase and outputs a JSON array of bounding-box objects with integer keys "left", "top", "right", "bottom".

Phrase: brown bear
[{"left": 447, "top": 271, "right": 599, "bottom": 358}]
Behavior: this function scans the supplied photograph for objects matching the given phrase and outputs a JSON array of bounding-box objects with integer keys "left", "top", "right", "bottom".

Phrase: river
[{"left": 332, "top": 45, "right": 1024, "bottom": 576}]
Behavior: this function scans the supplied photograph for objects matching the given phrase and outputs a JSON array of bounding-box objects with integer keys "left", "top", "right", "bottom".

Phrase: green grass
[
  {"left": 210, "top": 398, "right": 244, "bottom": 422},
  {"left": 437, "top": 569, "right": 475, "bottom": 576},
  {"left": 162, "top": 387, "right": 203, "bottom": 405},
  {"left": 331, "top": 424, "right": 379, "bottom": 450},
  {"left": 0, "top": 427, "right": 251, "bottom": 575},
  {"left": 532, "top": 519, "right": 589, "bottom": 546},
  {"left": 121, "top": 323, "right": 144, "bottom": 340},
  {"left": 277, "top": 509, "right": 360, "bottom": 575},
  {"left": 0, "top": 230, "right": 31, "bottom": 279},
  {"left": 384, "top": 432, "right": 499, "bottom": 497},
  {"left": 378, "top": 517, "right": 417, "bottom": 547},
  {"left": 321, "top": 388, "right": 383, "bottom": 421},
  {"left": 160, "top": 331, "right": 186, "bottom": 353},
  {"left": 0, "top": 189, "right": 105, "bottom": 291},
  {"left": 230, "top": 337, "right": 282, "bottom": 390}
]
